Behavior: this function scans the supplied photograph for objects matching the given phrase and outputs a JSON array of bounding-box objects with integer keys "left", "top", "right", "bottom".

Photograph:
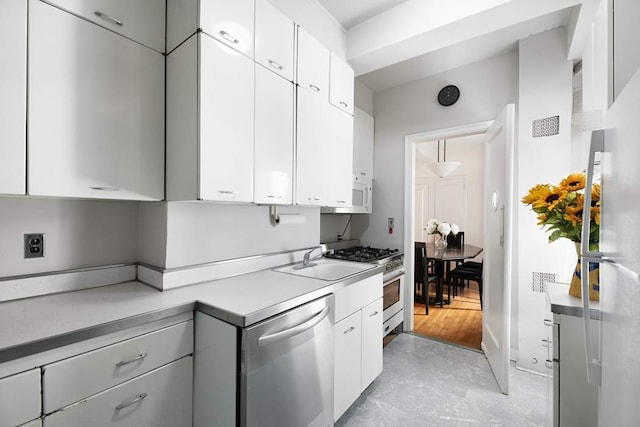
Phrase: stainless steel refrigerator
[{"left": 580, "top": 63, "right": 640, "bottom": 425}]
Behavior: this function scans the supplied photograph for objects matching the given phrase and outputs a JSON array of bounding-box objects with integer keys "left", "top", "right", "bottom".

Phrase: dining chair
[
  {"left": 448, "top": 260, "right": 483, "bottom": 309},
  {"left": 446, "top": 231, "right": 464, "bottom": 248},
  {"left": 414, "top": 242, "right": 440, "bottom": 315}
]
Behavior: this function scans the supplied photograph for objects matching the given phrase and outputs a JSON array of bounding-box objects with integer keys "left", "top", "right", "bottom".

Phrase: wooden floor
[{"left": 413, "top": 281, "right": 483, "bottom": 350}]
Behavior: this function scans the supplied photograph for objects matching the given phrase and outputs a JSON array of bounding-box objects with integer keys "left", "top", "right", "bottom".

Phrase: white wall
[
  {"left": 360, "top": 49, "right": 519, "bottom": 250},
  {"left": 516, "top": 28, "right": 574, "bottom": 374},
  {"left": 0, "top": 198, "right": 139, "bottom": 277},
  {"left": 415, "top": 138, "right": 485, "bottom": 248}
]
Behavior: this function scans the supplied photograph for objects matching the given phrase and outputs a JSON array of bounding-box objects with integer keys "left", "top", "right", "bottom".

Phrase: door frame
[{"left": 403, "top": 120, "right": 493, "bottom": 331}]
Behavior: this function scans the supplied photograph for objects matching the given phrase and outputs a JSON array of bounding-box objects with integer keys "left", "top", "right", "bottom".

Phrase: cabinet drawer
[
  {"left": 43, "top": 357, "right": 192, "bottom": 427},
  {"left": 43, "top": 320, "right": 193, "bottom": 413},
  {"left": 43, "top": 0, "right": 166, "bottom": 52},
  {"left": 0, "top": 368, "right": 41, "bottom": 426},
  {"left": 334, "top": 273, "right": 383, "bottom": 322}
]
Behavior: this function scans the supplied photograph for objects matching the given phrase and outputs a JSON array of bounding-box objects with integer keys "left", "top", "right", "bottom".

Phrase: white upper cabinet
[
  {"left": 329, "top": 52, "right": 355, "bottom": 115},
  {"left": 254, "top": 65, "right": 294, "bottom": 205},
  {"left": 296, "top": 87, "right": 327, "bottom": 206},
  {"left": 297, "top": 27, "right": 330, "bottom": 97},
  {"left": 167, "top": 0, "right": 254, "bottom": 57},
  {"left": 255, "top": 0, "right": 295, "bottom": 82},
  {"left": 353, "top": 107, "right": 374, "bottom": 179},
  {"left": 324, "top": 104, "right": 353, "bottom": 208},
  {"left": 28, "top": 0, "right": 165, "bottom": 201},
  {"left": 0, "top": 0, "right": 26, "bottom": 195},
  {"left": 166, "top": 33, "right": 254, "bottom": 203},
  {"left": 44, "top": 0, "right": 166, "bottom": 53}
]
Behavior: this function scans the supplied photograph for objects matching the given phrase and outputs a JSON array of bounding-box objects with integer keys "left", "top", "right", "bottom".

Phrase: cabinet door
[
  {"left": 353, "top": 107, "right": 374, "bottom": 179},
  {"left": 0, "top": 368, "right": 41, "bottom": 427},
  {"left": 334, "top": 310, "right": 362, "bottom": 421},
  {"left": 43, "top": 357, "right": 192, "bottom": 427},
  {"left": 199, "top": 34, "right": 254, "bottom": 202},
  {"left": 297, "top": 27, "right": 330, "bottom": 98},
  {"left": 255, "top": 0, "right": 295, "bottom": 82},
  {"left": 0, "top": 0, "right": 26, "bottom": 195},
  {"left": 296, "top": 87, "right": 326, "bottom": 206},
  {"left": 361, "top": 298, "right": 383, "bottom": 391},
  {"left": 28, "top": 0, "right": 164, "bottom": 201},
  {"left": 43, "top": 0, "right": 165, "bottom": 52},
  {"left": 329, "top": 52, "right": 355, "bottom": 115},
  {"left": 324, "top": 105, "right": 353, "bottom": 208},
  {"left": 199, "top": 0, "right": 254, "bottom": 58},
  {"left": 254, "top": 66, "right": 294, "bottom": 205}
]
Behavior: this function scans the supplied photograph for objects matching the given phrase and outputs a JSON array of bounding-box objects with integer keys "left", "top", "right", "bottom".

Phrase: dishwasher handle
[{"left": 258, "top": 306, "right": 330, "bottom": 347}]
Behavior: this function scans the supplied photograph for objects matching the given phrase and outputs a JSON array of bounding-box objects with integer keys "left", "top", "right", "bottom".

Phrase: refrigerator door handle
[{"left": 580, "top": 129, "right": 606, "bottom": 386}]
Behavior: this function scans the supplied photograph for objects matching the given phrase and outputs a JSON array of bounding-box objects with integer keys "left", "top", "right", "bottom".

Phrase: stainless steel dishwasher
[{"left": 240, "top": 294, "right": 335, "bottom": 427}]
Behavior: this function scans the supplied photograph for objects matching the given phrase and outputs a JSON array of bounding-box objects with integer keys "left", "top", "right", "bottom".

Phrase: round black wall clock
[{"left": 437, "top": 85, "right": 460, "bottom": 106}]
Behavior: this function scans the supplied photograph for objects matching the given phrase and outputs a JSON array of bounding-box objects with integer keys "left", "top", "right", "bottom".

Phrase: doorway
[{"left": 411, "top": 134, "right": 485, "bottom": 349}]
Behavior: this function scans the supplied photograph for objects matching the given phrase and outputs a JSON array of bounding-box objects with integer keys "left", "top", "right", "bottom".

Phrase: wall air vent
[
  {"left": 532, "top": 115, "right": 560, "bottom": 137},
  {"left": 531, "top": 272, "right": 558, "bottom": 293}
]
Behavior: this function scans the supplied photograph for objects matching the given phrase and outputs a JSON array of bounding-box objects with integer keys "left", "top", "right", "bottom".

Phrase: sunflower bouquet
[{"left": 521, "top": 173, "right": 600, "bottom": 251}]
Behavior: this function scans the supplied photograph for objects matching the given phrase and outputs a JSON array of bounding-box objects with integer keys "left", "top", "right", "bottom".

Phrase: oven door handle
[
  {"left": 258, "top": 306, "right": 330, "bottom": 347},
  {"left": 384, "top": 270, "right": 405, "bottom": 283}
]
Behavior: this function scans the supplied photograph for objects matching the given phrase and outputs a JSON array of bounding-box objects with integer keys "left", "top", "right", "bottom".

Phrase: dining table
[{"left": 424, "top": 242, "right": 483, "bottom": 306}]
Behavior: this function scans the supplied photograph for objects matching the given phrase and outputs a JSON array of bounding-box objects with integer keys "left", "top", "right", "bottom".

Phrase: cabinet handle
[
  {"left": 360, "top": 172, "right": 367, "bottom": 176},
  {"left": 384, "top": 325, "right": 390, "bottom": 332},
  {"left": 336, "top": 200, "right": 347, "bottom": 204},
  {"left": 94, "top": 11, "right": 123, "bottom": 26},
  {"left": 116, "top": 352, "right": 148, "bottom": 367},
  {"left": 339, "top": 101, "right": 349, "bottom": 108},
  {"left": 218, "top": 190, "right": 239, "bottom": 195},
  {"left": 268, "top": 60, "right": 284, "bottom": 70},
  {"left": 541, "top": 339, "right": 552, "bottom": 348},
  {"left": 89, "top": 186, "right": 119, "bottom": 191},
  {"left": 545, "top": 360, "right": 553, "bottom": 370},
  {"left": 543, "top": 319, "right": 554, "bottom": 327},
  {"left": 344, "top": 326, "right": 356, "bottom": 334},
  {"left": 309, "top": 84, "right": 321, "bottom": 92},
  {"left": 370, "top": 311, "right": 379, "bottom": 317},
  {"left": 267, "top": 195, "right": 283, "bottom": 199},
  {"left": 218, "top": 30, "right": 239, "bottom": 44},
  {"left": 115, "top": 393, "right": 148, "bottom": 411}
]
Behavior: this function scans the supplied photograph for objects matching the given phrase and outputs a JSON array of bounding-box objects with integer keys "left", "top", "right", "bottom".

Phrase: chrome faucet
[{"left": 295, "top": 246, "right": 325, "bottom": 270}]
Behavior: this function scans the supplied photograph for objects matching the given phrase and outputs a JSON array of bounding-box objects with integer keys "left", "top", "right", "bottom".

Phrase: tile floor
[{"left": 336, "top": 333, "right": 549, "bottom": 426}]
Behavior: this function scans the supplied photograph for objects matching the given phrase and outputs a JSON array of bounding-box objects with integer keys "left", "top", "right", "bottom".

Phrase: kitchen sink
[{"left": 273, "top": 258, "right": 376, "bottom": 281}]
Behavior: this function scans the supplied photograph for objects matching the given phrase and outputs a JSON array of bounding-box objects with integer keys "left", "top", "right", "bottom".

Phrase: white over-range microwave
[{"left": 321, "top": 175, "right": 372, "bottom": 214}]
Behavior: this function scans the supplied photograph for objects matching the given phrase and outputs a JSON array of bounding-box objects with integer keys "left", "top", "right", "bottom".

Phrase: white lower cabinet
[
  {"left": 361, "top": 298, "right": 383, "bottom": 391},
  {"left": 28, "top": 0, "right": 164, "bottom": 200},
  {"left": 43, "top": 357, "right": 192, "bottom": 427},
  {"left": 333, "top": 273, "right": 383, "bottom": 421},
  {"left": 193, "top": 312, "right": 237, "bottom": 427},
  {"left": 334, "top": 310, "right": 362, "bottom": 420},
  {"left": 0, "top": 368, "right": 41, "bottom": 427}
]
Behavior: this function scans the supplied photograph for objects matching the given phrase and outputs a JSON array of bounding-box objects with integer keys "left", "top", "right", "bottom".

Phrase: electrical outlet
[
  {"left": 24, "top": 233, "right": 45, "bottom": 258},
  {"left": 388, "top": 218, "right": 394, "bottom": 228}
]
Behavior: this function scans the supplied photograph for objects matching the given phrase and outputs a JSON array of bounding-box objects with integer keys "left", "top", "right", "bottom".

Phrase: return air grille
[
  {"left": 532, "top": 272, "right": 558, "bottom": 293},
  {"left": 532, "top": 115, "right": 560, "bottom": 137}
]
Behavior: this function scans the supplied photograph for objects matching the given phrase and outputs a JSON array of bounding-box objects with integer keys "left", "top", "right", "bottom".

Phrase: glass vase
[
  {"left": 434, "top": 234, "right": 448, "bottom": 250},
  {"left": 568, "top": 242, "right": 600, "bottom": 301}
]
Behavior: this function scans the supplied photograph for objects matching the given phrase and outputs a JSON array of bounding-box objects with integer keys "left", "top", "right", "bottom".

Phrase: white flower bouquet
[{"left": 425, "top": 219, "right": 459, "bottom": 237}]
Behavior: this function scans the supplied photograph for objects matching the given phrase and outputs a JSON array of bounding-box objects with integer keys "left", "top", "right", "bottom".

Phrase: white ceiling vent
[{"left": 532, "top": 115, "right": 560, "bottom": 137}]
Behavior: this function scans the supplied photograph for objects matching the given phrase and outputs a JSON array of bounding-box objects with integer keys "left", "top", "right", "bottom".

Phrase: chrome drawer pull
[
  {"left": 336, "top": 200, "right": 347, "bottom": 204},
  {"left": 218, "top": 190, "right": 239, "bottom": 195},
  {"left": 544, "top": 360, "right": 553, "bottom": 370},
  {"left": 543, "top": 319, "right": 554, "bottom": 327},
  {"left": 339, "top": 101, "right": 348, "bottom": 108},
  {"left": 94, "top": 11, "right": 123, "bottom": 26},
  {"left": 541, "top": 339, "right": 552, "bottom": 348},
  {"left": 268, "top": 60, "right": 284, "bottom": 70},
  {"left": 267, "top": 195, "right": 283, "bottom": 199},
  {"left": 344, "top": 326, "right": 356, "bottom": 334},
  {"left": 370, "top": 311, "right": 379, "bottom": 317},
  {"left": 89, "top": 186, "right": 119, "bottom": 191},
  {"left": 115, "top": 393, "right": 148, "bottom": 411},
  {"left": 309, "top": 84, "right": 320, "bottom": 92},
  {"left": 116, "top": 352, "right": 148, "bottom": 367},
  {"left": 218, "top": 30, "right": 239, "bottom": 44}
]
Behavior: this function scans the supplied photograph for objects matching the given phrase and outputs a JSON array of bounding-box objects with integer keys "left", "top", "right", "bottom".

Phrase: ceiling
[{"left": 315, "top": 0, "right": 601, "bottom": 92}]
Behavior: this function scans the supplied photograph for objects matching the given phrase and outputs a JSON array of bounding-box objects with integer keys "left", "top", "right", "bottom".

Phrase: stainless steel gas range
[{"left": 324, "top": 242, "right": 405, "bottom": 337}]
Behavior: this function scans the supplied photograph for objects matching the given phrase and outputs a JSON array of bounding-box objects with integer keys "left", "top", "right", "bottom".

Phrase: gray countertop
[
  {"left": 0, "top": 263, "right": 384, "bottom": 363},
  {"left": 546, "top": 282, "right": 600, "bottom": 320}
]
